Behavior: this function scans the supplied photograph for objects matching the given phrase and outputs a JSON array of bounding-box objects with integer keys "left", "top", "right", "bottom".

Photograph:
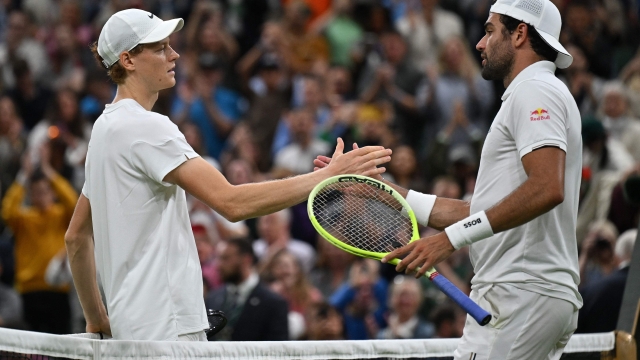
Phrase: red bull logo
[{"left": 530, "top": 108, "right": 550, "bottom": 121}]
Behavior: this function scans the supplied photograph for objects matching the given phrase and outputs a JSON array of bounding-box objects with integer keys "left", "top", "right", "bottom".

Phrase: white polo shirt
[
  {"left": 83, "top": 99, "right": 208, "bottom": 340},
  {"left": 470, "top": 61, "right": 583, "bottom": 309}
]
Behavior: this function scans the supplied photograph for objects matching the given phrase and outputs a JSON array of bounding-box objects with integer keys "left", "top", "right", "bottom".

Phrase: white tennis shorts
[{"left": 454, "top": 283, "right": 578, "bottom": 360}]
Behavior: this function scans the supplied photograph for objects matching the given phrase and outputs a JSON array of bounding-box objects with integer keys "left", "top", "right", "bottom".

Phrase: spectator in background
[
  {"left": 281, "top": 1, "right": 330, "bottom": 75},
  {"left": 49, "top": 24, "right": 86, "bottom": 93},
  {"left": 0, "top": 10, "right": 51, "bottom": 89},
  {"left": 173, "top": 52, "right": 244, "bottom": 159},
  {"left": 273, "top": 107, "right": 330, "bottom": 177},
  {"left": 1, "top": 145, "right": 76, "bottom": 334},
  {"left": 275, "top": 75, "right": 332, "bottom": 154},
  {"left": 182, "top": 1, "right": 239, "bottom": 81},
  {"left": 310, "top": 236, "right": 357, "bottom": 299},
  {"left": 396, "top": 0, "right": 464, "bottom": 70},
  {"left": 378, "top": 276, "right": 434, "bottom": 339},
  {"left": 561, "top": 44, "right": 604, "bottom": 117},
  {"left": 330, "top": 259, "right": 388, "bottom": 340},
  {"left": 325, "top": 65, "right": 355, "bottom": 106},
  {"left": 205, "top": 238, "right": 289, "bottom": 341},
  {"left": 385, "top": 144, "right": 427, "bottom": 193},
  {"left": 431, "top": 305, "right": 463, "bottom": 338},
  {"left": 312, "top": 0, "right": 363, "bottom": 68},
  {"left": 421, "top": 36, "right": 493, "bottom": 153},
  {"left": 599, "top": 81, "right": 640, "bottom": 162},
  {"left": 607, "top": 165, "right": 640, "bottom": 235},
  {"left": 359, "top": 29, "right": 425, "bottom": 149},
  {"left": 423, "top": 100, "right": 483, "bottom": 182},
  {"left": 238, "top": 53, "right": 292, "bottom": 171},
  {"left": 191, "top": 215, "right": 222, "bottom": 294},
  {"left": 253, "top": 209, "right": 316, "bottom": 273},
  {"left": 578, "top": 229, "right": 636, "bottom": 333},
  {"left": 26, "top": 89, "right": 91, "bottom": 190},
  {"left": 562, "top": 0, "right": 613, "bottom": 79},
  {"left": 260, "top": 249, "right": 322, "bottom": 339},
  {"left": 577, "top": 118, "right": 634, "bottom": 242},
  {"left": 6, "top": 59, "right": 52, "bottom": 131},
  {"left": 579, "top": 220, "right": 619, "bottom": 289},
  {"left": 0, "top": 258, "right": 23, "bottom": 329},
  {"left": 0, "top": 96, "right": 25, "bottom": 198},
  {"left": 619, "top": 51, "right": 640, "bottom": 118},
  {"left": 305, "top": 301, "right": 345, "bottom": 340}
]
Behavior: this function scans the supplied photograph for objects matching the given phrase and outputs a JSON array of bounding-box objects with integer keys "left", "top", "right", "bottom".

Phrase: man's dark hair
[
  {"left": 12, "top": 59, "right": 30, "bottom": 80},
  {"left": 499, "top": 14, "right": 558, "bottom": 63},
  {"left": 29, "top": 167, "right": 47, "bottom": 184},
  {"left": 431, "top": 305, "right": 457, "bottom": 329},
  {"left": 227, "top": 237, "right": 258, "bottom": 265}
]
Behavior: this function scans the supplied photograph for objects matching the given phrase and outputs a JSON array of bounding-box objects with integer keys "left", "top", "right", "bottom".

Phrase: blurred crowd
[{"left": 0, "top": 0, "right": 639, "bottom": 341}]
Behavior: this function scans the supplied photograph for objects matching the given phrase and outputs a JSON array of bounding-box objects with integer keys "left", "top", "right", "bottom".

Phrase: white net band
[{"left": 0, "top": 327, "right": 616, "bottom": 360}]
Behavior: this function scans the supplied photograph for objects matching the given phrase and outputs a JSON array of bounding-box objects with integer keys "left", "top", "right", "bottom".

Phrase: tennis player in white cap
[
  {"left": 369, "top": 0, "right": 582, "bottom": 358},
  {"left": 64, "top": 9, "right": 391, "bottom": 341}
]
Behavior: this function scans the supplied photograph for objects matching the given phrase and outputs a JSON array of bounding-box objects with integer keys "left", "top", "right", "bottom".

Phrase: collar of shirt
[
  {"left": 227, "top": 271, "right": 259, "bottom": 306},
  {"left": 501, "top": 61, "right": 556, "bottom": 101}
]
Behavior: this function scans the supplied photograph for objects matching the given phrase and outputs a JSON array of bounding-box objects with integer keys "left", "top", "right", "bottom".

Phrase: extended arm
[
  {"left": 65, "top": 195, "right": 111, "bottom": 335},
  {"left": 384, "top": 146, "right": 566, "bottom": 276},
  {"left": 164, "top": 140, "right": 391, "bottom": 222}
]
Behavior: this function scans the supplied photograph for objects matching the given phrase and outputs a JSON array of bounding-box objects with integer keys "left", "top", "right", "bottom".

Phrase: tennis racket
[{"left": 308, "top": 174, "right": 492, "bottom": 326}]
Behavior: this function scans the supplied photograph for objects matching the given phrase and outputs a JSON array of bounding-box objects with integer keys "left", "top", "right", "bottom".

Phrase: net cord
[{"left": 0, "top": 327, "right": 616, "bottom": 360}]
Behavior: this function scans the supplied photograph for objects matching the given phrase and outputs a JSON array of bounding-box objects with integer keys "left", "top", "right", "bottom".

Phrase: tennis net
[{"left": 0, "top": 327, "right": 630, "bottom": 360}]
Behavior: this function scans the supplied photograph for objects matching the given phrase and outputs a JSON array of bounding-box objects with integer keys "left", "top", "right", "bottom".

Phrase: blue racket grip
[{"left": 431, "top": 273, "right": 492, "bottom": 326}]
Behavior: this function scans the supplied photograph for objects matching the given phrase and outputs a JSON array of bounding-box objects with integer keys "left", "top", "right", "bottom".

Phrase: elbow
[
  {"left": 218, "top": 204, "right": 245, "bottom": 223},
  {"left": 548, "top": 188, "right": 564, "bottom": 208}
]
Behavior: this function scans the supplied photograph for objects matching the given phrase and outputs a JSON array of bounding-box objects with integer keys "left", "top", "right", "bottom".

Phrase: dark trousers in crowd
[{"left": 21, "top": 291, "right": 71, "bottom": 334}]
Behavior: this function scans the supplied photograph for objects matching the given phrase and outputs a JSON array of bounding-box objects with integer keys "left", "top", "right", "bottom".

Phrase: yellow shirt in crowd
[{"left": 1, "top": 174, "right": 77, "bottom": 293}]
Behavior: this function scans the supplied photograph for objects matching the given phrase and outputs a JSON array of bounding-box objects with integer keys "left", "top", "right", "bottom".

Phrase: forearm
[
  {"left": 485, "top": 178, "right": 562, "bottom": 234},
  {"left": 213, "top": 170, "right": 331, "bottom": 221},
  {"left": 428, "top": 198, "right": 471, "bottom": 230},
  {"left": 66, "top": 234, "right": 108, "bottom": 326}
]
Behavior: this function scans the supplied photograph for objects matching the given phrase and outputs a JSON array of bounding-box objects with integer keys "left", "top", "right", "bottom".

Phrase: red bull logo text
[{"left": 530, "top": 108, "right": 550, "bottom": 121}]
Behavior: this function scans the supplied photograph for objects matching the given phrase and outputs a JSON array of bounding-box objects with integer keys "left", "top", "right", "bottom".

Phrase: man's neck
[
  {"left": 504, "top": 56, "right": 545, "bottom": 88},
  {"left": 113, "top": 80, "right": 159, "bottom": 111}
]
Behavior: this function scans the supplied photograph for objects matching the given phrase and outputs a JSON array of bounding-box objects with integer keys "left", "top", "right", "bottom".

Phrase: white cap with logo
[
  {"left": 97, "top": 9, "right": 184, "bottom": 69},
  {"left": 490, "top": 0, "right": 572, "bottom": 69}
]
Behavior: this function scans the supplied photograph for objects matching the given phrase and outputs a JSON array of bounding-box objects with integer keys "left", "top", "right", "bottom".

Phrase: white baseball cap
[
  {"left": 490, "top": 0, "right": 573, "bottom": 69},
  {"left": 97, "top": 9, "right": 184, "bottom": 69}
]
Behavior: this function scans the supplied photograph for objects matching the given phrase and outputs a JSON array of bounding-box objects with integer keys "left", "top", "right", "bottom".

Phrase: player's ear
[
  {"left": 120, "top": 51, "right": 136, "bottom": 71},
  {"left": 513, "top": 23, "right": 528, "bottom": 49}
]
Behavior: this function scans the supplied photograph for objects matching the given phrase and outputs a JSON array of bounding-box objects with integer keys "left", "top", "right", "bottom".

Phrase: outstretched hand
[
  {"left": 381, "top": 232, "right": 455, "bottom": 278},
  {"left": 314, "top": 141, "right": 387, "bottom": 180},
  {"left": 322, "top": 138, "right": 391, "bottom": 178}
]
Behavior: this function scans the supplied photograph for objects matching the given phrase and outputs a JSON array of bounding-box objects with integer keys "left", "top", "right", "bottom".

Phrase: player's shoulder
[{"left": 108, "top": 101, "right": 181, "bottom": 144}]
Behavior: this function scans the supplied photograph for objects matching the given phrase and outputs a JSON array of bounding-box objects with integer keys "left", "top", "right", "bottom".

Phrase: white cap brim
[
  {"left": 139, "top": 18, "right": 184, "bottom": 44},
  {"left": 536, "top": 30, "right": 573, "bottom": 69}
]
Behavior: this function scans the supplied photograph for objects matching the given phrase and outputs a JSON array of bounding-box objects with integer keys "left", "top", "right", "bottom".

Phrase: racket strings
[{"left": 312, "top": 182, "right": 413, "bottom": 254}]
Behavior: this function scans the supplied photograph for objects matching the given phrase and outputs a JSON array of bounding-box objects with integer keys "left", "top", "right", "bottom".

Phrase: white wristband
[
  {"left": 405, "top": 190, "right": 437, "bottom": 227},
  {"left": 445, "top": 211, "right": 494, "bottom": 250}
]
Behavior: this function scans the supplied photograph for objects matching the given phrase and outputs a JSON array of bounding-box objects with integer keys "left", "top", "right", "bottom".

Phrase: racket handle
[{"left": 430, "top": 273, "right": 492, "bottom": 326}]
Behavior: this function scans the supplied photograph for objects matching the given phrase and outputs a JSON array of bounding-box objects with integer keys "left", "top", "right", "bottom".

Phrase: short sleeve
[
  {"left": 130, "top": 136, "right": 200, "bottom": 186},
  {"left": 81, "top": 182, "right": 89, "bottom": 199},
  {"left": 507, "top": 80, "right": 569, "bottom": 159}
]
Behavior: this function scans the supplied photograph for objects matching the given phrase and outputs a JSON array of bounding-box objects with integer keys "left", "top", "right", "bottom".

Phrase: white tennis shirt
[
  {"left": 470, "top": 61, "right": 583, "bottom": 309},
  {"left": 82, "top": 99, "right": 208, "bottom": 340}
]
